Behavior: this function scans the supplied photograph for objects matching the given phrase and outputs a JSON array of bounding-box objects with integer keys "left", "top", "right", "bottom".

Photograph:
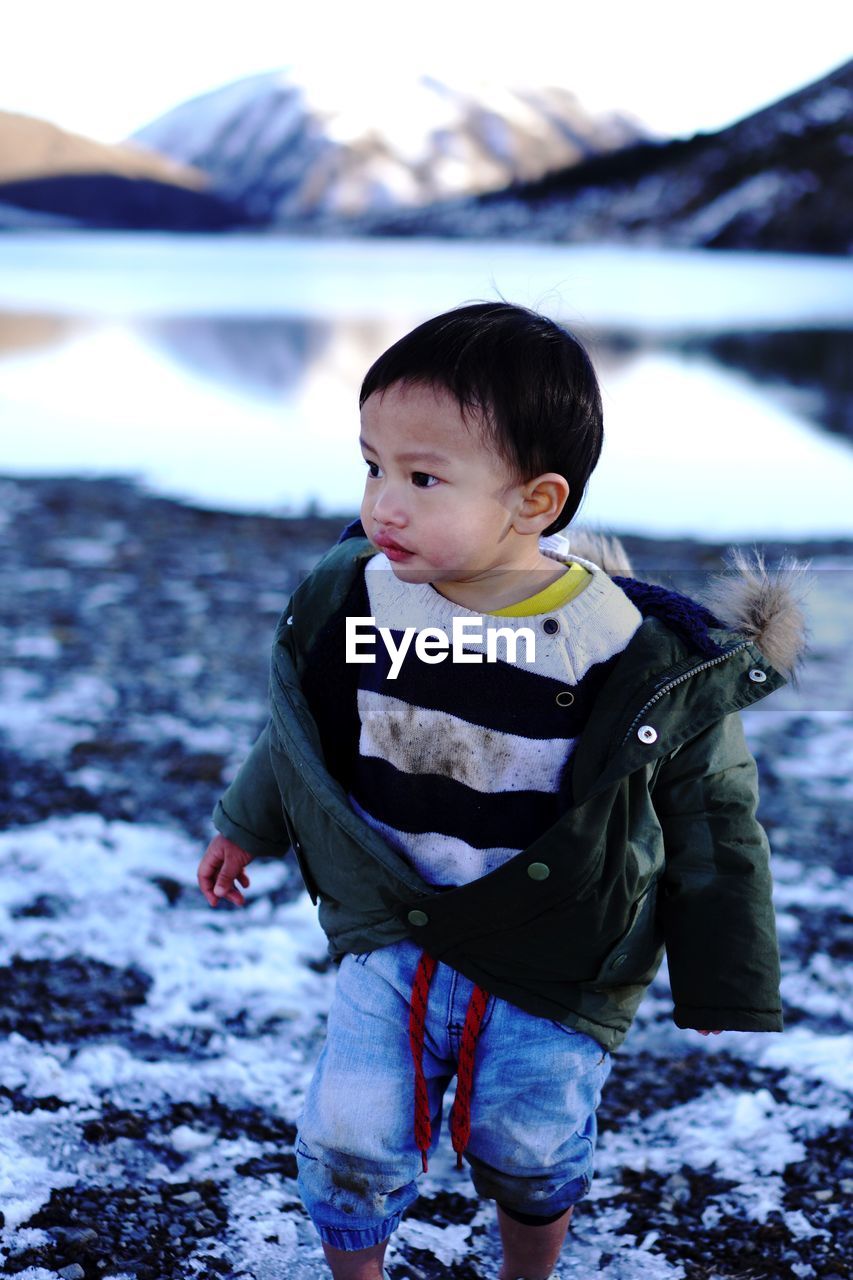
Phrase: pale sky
[{"left": 2, "top": 0, "right": 850, "bottom": 144}]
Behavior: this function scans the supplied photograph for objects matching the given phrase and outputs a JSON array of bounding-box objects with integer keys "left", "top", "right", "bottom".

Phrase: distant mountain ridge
[
  {"left": 0, "top": 174, "right": 254, "bottom": 232},
  {"left": 2, "top": 61, "right": 849, "bottom": 250},
  {"left": 358, "top": 58, "right": 853, "bottom": 255},
  {"left": 0, "top": 109, "right": 207, "bottom": 189},
  {"left": 0, "top": 110, "right": 254, "bottom": 231},
  {"left": 130, "top": 68, "right": 649, "bottom": 223}
]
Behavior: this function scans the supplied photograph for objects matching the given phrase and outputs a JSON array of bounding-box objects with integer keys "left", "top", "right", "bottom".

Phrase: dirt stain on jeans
[{"left": 331, "top": 1166, "right": 371, "bottom": 1197}]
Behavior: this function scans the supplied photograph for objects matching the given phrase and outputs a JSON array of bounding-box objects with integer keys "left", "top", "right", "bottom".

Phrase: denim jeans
[{"left": 295, "top": 938, "right": 611, "bottom": 1251}]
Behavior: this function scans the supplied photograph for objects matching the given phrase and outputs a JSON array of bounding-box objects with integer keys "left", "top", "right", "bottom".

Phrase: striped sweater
[{"left": 347, "top": 540, "right": 644, "bottom": 887}]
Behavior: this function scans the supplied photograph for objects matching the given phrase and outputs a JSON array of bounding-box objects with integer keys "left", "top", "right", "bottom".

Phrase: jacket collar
[{"left": 336, "top": 518, "right": 812, "bottom": 688}]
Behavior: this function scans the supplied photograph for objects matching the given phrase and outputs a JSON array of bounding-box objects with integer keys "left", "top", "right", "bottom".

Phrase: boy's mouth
[{"left": 374, "top": 533, "right": 414, "bottom": 561}]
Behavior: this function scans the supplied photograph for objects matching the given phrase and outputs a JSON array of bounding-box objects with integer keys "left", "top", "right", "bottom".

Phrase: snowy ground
[{"left": 0, "top": 477, "right": 850, "bottom": 1280}]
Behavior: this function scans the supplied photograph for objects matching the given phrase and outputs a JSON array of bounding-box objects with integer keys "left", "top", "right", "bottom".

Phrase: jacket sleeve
[
  {"left": 652, "top": 710, "right": 783, "bottom": 1032},
  {"left": 212, "top": 721, "right": 292, "bottom": 858}
]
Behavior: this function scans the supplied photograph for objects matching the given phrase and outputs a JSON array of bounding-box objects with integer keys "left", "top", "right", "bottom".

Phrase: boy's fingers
[
  {"left": 213, "top": 873, "right": 249, "bottom": 905},
  {"left": 218, "top": 861, "right": 251, "bottom": 895},
  {"left": 197, "top": 841, "right": 252, "bottom": 907},
  {"left": 220, "top": 887, "right": 245, "bottom": 906},
  {"left": 199, "top": 867, "right": 222, "bottom": 906},
  {"left": 198, "top": 859, "right": 217, "bottom": 890}
]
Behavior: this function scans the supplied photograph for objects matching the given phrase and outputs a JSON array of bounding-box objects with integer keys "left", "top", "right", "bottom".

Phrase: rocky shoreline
[{"left": 0, "top": 475, "right": 850, "bottom": 1280}]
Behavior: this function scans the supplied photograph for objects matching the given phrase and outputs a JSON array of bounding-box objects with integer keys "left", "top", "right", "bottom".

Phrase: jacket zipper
[{"left": 619, "top": 639, "right": 752, "bottom": 748}]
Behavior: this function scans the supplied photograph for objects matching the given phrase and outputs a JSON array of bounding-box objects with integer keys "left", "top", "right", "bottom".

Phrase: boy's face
[{"left": 359, "top": 381, "right": 565, "bottom": 606}]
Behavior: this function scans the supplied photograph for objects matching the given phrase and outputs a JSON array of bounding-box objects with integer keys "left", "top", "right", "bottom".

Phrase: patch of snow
[
  {"left": 771, "top": 717, "right": 853, "bottom": 799},
  {"left": 84, "top": 580, "right": 132, "bottom": 608},
  {"left": 683, "top": 172, "right": 786, "bottom": 242},
  {"left": 396, "top": 1217, "right": 474, "bottom": 1266},
  {"left": 127, "top": 713, "right": 237, "bottom": 754},
  {"left": 0, "top": 1110, "right": 80, "bottom": 1232},
  {"left": 783, "top": 1208, "right": 830, "bottom": 1240},
  {"left": 758, "top": 1027, "right": 853, "bottom": 1092},
  {"left": 781, "top": 953, "right": 853, "bottom": 1026},
  {"left": 67, "top": 764, "right": 110, "bottom": 792},
  {"left": 163, "top": 653, "right": 205, "bottom": 679},
  {"left": 11, "top": 568, "right": 73, "bottom": 591},
  {"left": 772, "top": 855, "right": 852, "bottom": 911},
  {"left": 53, "top": 537, "right": 117, "bottom": 567},
  {"left": 705, "top": 1176, "right": 787, "bottom": 1227},
  {"left": 595, "top": 1081, "right": 843, "bottom": 1226},
  {"left": 168, "top": 1124, "right": 217, "bottom": 1153},
  {"left": 0, "top": 478, "right": 36, "bottom": 518},
  {"left": 10, "top": 632, "right": 62, "bottom": 659},
  {"left": 0, "top": 669, "right": 118, "bottom": 757},
  {"left": 0, "top": 815, "right": 330, "bottom": 1116}
]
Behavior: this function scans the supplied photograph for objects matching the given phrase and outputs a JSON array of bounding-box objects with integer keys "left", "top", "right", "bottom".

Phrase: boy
[{"left": 198, "top": 303, "right": 807, "bottom": 1280}]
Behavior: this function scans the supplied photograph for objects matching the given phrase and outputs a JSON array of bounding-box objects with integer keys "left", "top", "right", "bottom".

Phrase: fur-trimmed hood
[{"left": 566, "top": 527, "right": 813, "bottom": 688}]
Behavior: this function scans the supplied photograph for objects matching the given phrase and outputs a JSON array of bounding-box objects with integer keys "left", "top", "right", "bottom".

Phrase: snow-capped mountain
[
  {"left": 130, "top": 68, "right": 649, "bottom": 224},
  {"left": 360, "top": 59, "right": 853, "bottom": 255}
]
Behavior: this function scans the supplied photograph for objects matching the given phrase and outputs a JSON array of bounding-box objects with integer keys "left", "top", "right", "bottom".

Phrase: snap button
[
  {"left": 555, "top": 690, "right": 575, "bottom": 707},
  {"left": 748, "top": 668, "right": 767, "bottom": 683},
  {"left": 286, "top": 615, "right": 293, "bottom": 626},
  {"left": 407, "top": 909, "right": 429, "bottom": 927},
  {"left": 542, "top": 618, "right": 560, "bottom": 635},
  {"left": 527, "top": 862, "right": 551, "bottom": 881},
  {"left": 637, "top": 725, "right": 658, "bottom": 744}
]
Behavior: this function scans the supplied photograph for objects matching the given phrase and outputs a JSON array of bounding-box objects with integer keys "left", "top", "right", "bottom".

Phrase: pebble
[
  {"left": 172, "top": 1190, "right": 202, "bottom": 1205},
  {"left": 58, "top": 1266, "right": 86, "bottom": 1280},
  {"left": 56, "top": 1226, "right": 99, "bottom": 1246},
  {"left": 663, "top": 1173, "right": 691, "bottom": 1204}
]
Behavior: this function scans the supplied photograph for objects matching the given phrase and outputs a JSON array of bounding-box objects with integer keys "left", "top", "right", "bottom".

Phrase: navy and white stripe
[{"left": 347, "top": 547, "right": 643, "bottom": 887}]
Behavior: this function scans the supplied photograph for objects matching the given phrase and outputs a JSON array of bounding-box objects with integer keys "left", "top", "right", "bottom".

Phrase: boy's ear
[{"left": 514, "top": 473, "right": 570, "bottom": 534}]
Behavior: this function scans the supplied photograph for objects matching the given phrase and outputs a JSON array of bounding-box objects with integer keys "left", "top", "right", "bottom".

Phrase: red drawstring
[
  {"left": 409, "top": 951, "right": 437, "bottom": 1172},
  {"left": 408, "top": 949, "right": 490, "bottom": 1172},
  {"left": 450, "top": 980, "right": 489, "bottom": 1168}
]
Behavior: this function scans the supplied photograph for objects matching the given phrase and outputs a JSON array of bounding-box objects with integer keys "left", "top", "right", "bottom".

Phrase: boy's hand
[{"left": 198, "top": 835, "right": 253, "bottom": 908}]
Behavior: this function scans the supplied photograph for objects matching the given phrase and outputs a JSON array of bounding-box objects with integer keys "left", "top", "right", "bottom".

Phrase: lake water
[{"left": 0, "top": 232, "right": 851, "bottom": 540}]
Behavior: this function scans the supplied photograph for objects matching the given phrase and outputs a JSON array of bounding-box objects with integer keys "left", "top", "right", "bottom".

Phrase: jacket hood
[
  {"left": 565, "top": 526, "right": 813, "bottom": 688},
  {"left": 335, "top": 518, "right": 813, "bottom": 688}
]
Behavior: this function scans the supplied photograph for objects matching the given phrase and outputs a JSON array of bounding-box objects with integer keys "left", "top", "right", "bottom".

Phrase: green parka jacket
[{"left": 213, "top": 525, "right": 810, "bottom": 1052}]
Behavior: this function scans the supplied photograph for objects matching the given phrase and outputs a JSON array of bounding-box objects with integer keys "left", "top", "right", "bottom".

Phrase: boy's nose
[{"left": 369, "top": 485, "right": 408, "bottom": 527}]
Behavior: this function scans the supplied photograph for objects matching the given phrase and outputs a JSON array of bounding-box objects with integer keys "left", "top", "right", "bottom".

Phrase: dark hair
[{"left": 359, "top": 301, "right": 603, "bottom": 536}]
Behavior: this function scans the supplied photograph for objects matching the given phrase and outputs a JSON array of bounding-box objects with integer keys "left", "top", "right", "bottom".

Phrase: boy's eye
[{"left": 362, "top": 460, "right": 439, "bottom": 488}]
